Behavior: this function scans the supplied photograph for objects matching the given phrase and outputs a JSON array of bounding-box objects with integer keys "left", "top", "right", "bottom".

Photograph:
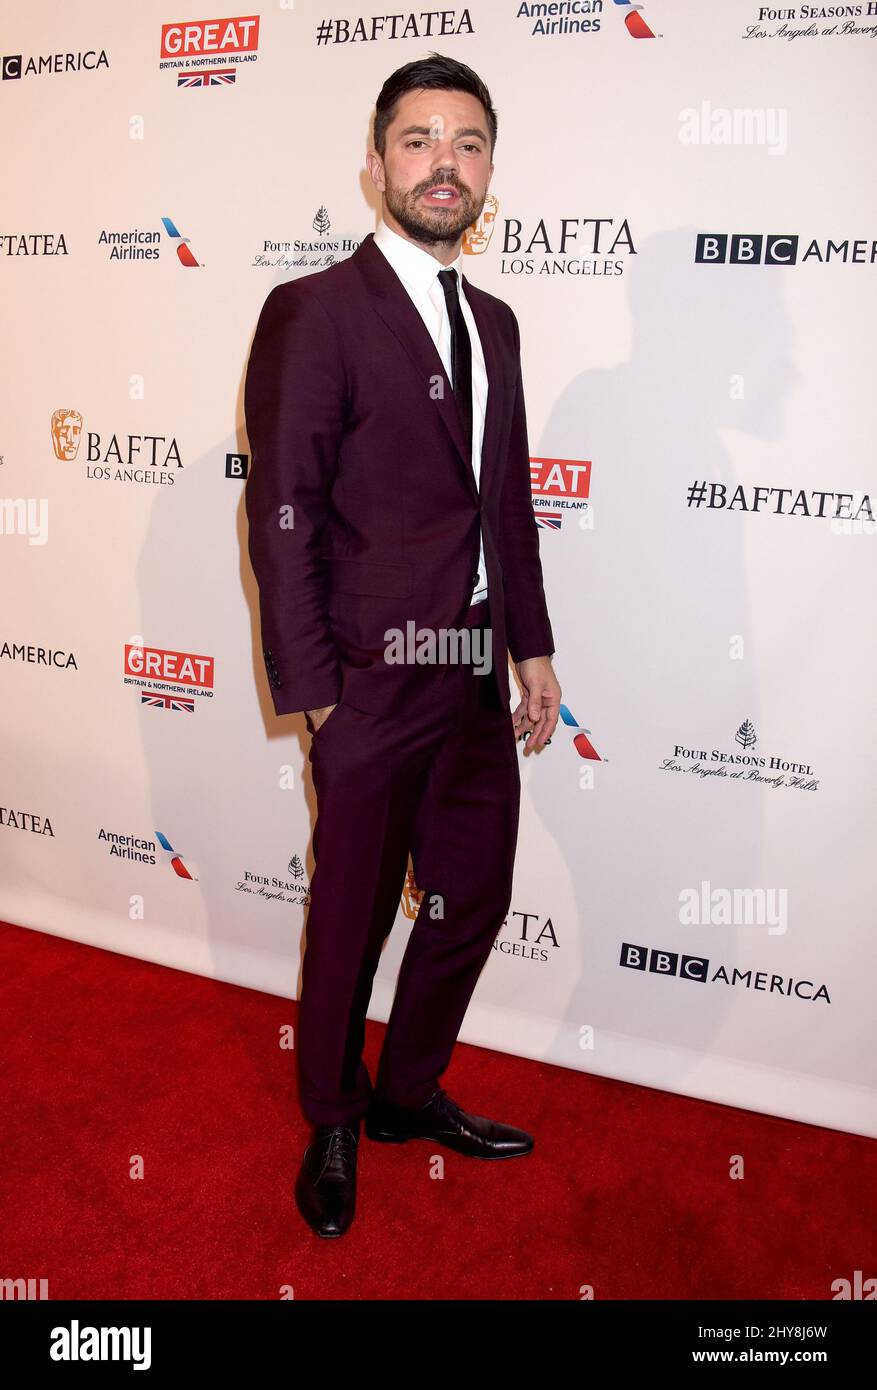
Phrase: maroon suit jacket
[{"left": 244, "top": 230, "right": 554, "bottom": 720}]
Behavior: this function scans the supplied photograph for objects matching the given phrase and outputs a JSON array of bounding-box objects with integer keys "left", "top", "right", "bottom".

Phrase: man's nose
[{"left": 430, "top": 143, "right": 459, "bottom": 173}]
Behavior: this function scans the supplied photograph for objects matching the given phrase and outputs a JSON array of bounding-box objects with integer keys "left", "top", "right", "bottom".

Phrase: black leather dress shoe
[
  {"left": 294, "top": 1121, "right": 360, "bottom": 1237},
  {"left": 365, "top": 1087, "right": 534, "bottom": 1159}
]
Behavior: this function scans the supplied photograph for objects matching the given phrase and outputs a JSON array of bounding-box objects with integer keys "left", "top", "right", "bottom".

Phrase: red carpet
[{"left": 1, "top": 919, "right": 873, "bottom": 1300}]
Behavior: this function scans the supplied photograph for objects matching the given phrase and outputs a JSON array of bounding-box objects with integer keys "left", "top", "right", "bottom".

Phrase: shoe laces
[
  {"left": 313, "top": 1124, "right": 358, "bottom": 1181},
  {"left": 430, "top": 1087, "right": 464, "bottom": 1128}
]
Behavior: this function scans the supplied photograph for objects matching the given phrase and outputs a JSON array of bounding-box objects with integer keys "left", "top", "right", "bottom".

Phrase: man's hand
[
  {"left": 307, "top": 703, "right": 337, "bottom": 733},
  {"left": 512, "top": 656, "right": 561, "bottom": 755}
]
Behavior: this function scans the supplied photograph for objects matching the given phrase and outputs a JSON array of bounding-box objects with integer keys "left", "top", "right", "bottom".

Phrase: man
[{"left": 244, "top": 53, "right": 561, "bottom": 1238}]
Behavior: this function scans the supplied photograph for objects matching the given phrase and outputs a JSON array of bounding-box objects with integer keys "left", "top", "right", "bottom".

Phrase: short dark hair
[{"left": 373, "top": 52, "right": 497, "bottom": 160}]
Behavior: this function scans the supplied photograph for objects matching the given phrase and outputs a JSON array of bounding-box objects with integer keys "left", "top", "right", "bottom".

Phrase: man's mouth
[{"left": 421, "top": 185, "right": 462, "bottom": 206}]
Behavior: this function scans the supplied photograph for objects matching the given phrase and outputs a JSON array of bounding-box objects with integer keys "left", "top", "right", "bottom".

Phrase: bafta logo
[
  {"left": 400, "top": 866, "right": 424, "bottom": 921},
  {"left": 51, "top": 408, "right": 83, "bottom": 460},
  {"left": 463, "top": 194, "right": 498, "bottom": 255}
]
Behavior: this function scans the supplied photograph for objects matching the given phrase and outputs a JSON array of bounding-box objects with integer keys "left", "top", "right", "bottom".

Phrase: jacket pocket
[{"left": 327, "top": 556, "right": 412, "bottom": 598}]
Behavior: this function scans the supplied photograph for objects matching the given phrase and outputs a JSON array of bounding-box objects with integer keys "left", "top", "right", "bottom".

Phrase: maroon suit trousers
[{"left": 297, "top": 599, "right": 521, "bottom": 1126}]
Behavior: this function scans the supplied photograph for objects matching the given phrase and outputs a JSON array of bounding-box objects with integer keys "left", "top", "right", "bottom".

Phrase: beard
[{"left": 383, "top": 171, "right": 484, "bottom": 247}]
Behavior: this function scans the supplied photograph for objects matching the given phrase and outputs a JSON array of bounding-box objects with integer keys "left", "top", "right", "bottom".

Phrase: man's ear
[{"left": 366, "top": 150, "right": 386, "bottom": 193}]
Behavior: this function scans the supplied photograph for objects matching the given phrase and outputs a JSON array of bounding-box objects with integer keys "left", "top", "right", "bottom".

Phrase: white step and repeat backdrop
[{"left": 2, "top": 2, "right": 875, "bottom": 1137}]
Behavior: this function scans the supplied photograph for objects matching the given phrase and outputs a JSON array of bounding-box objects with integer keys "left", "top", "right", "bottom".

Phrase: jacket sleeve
[
  {"left": 244, "top": 280, "right": 347, "bottom": 716},
  {"left": 498, "top": 306, "right": 555, "bottom": 663}
]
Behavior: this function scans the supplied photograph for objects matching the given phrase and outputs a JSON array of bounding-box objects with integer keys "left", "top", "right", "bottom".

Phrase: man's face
[{"left": 368, "top": 87, "right": 494, "bottom": 251}]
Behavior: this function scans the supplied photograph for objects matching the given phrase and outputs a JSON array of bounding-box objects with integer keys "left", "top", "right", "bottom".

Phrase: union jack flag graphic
[
  {"left": 177, "top": 69, "right": 236, "bottom": 88},
  {"left": 140, "top": 691, "right": 195, "bottom": 713},
  {"left": 535, "top": 512, "right": 563, "bottom": 531}
]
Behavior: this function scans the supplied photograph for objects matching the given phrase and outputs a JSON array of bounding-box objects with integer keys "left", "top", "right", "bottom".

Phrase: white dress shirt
[{"left": 372, "top": 217, "right": 488, "bottom": 605}]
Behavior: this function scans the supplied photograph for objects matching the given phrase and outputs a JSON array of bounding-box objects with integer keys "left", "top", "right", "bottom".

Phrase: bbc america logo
[
  {"left": 696, "top": 233, "right": 800, "bottom": 264},
  {"left": 620, "top": 942, "right": 830, "bottom": 1002},
  {"left": 696, "top": 233, "right": 877, "bottom": 265},
  {"left": 2, "top": 51, "right": 109, "bottom": 80}
]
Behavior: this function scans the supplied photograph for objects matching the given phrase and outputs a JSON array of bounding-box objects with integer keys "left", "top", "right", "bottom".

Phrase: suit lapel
[{"left": 352, "top": 232, "right": 501, "bottom": 503}]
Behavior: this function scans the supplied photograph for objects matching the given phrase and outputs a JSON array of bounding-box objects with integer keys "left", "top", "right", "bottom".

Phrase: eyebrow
[{"left": 397, "top": 124, "right": 488, "bottom": 143}]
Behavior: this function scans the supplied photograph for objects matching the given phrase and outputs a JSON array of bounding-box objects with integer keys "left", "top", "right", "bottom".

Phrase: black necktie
[{"left": 437, "top": 267, "right": 473, "bottom": 458}]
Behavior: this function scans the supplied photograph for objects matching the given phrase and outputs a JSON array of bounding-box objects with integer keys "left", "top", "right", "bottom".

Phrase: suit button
[
  {"left": 263, "top": 646, "right": 282, "bottom": 688},
  {"left": 472, "top": 572, "right": 480, "bottom": 584}
]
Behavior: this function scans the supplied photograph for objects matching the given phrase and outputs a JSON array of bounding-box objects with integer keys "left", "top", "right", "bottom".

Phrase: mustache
[{"left": 417, "top": 178, "right": 468, "bottom": 196}]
